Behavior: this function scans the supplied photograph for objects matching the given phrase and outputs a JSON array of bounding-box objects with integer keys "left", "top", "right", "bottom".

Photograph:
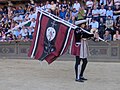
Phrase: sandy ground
[{"left": 0, "top": 59, "right": 120, "bottom": 90}]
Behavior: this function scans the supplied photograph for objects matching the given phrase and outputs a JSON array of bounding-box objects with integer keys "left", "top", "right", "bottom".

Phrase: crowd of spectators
[{"left": 0, "top": 0, "right": 120, "bottom": 42}]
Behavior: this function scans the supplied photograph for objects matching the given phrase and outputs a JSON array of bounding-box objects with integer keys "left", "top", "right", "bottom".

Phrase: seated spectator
[
  {"left": 94, "top": 0, "right": 99, "bottom": 8},
  {"left": 99, "top": 17, "right": 106, "bottom": 39},
  {"left": 40, "top": 3, "right": 45, "bottom": 10},
  {"left": 114, "top": 0, "right": 120, "bottom": 6},
  {"left": 86, "top": 0, "right": 94, "bottom": 9},
  {"left": 113, "top": 30, "right": 120, "bottom": 41},
  {"left": 20, "top": 26, "right": 28, "bottom": 40},
  {"left": 106, "top": 6, "right": 113, "bottom": 18},
  {"left": 65, "top": 9, "right": 72, "bottom": 19},
  {"left": 50, "top": 1, "right": 56, "bottom": 12},
  {"left": 61, "top": 0, "right": 68, "bottom": 10},
  {"left": 73, "top": 0, "right": 81, "bottom": 11},
  {"left": 69, "top": 16, "right": 76, "bottom": 24},
  {"left": 92, "top": 5, "right": 99, "bottom": 21},
  {"left": 0, "top": 31, "right": 6, "bottom": 42},
  {"left": 115, "top": 16, "right": 120, "bottom": 32},
  {"left": 44, "top": 1, "right": 51, "bottom": 12},
  {"left": 59, "top": 7, "right": 66, "bottom": 19},
  {"left": 86, "top": 9, "right": 92, "bottom": 25},
  {"left": 105, "top": 15, "right": 114, "bottom": 38},
  {"left": 99, "top": 0, "right": 107, "bottom": 6},
  {"left": 89, "top": 18, "right": 99, "bottom": 34},
  {"left": 77, "top": 7, "right": 86, "bottom": 20},
  {"left": 103, "top": 30, "right": 112, "bottom": 41},
  {"left": 89, "top": 18, "right": 99, "bottom": 41},
  {"left": 24, "top": 13, "right": 29, "bottom": 21},
  {"left": 113, "top": 5, "right": 120, "bottom": 22},
  {"left": 71, "top": 8, "right": 78, "bottom": 19},
  {"left": 68, "top": 1, "right": 73, "bottom": 11},
  {"left": 99, "top": 5, "right": 106, "bottom": 22},
  {"left": 106, "top": 0, "right": 113, "bottom": 7}
]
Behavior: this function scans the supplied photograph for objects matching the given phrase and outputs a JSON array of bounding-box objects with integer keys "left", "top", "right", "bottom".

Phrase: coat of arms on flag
[{"left": 28, "top": 10, "right": 75, "bottom": 64}]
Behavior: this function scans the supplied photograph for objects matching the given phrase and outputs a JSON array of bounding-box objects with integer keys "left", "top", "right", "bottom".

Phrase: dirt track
[{"left": 0, "top": 59, "right": 120, "bottom": 90}]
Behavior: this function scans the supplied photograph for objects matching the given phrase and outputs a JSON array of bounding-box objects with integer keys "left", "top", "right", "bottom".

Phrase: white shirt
[
  {"left": 20, "top": 29, "right": 28, "bottom": 37},
  {"left": 92, "top": 9, "right": 99, "bottom": 17},
  {"left": 30, "top": 21, "right": 36, "bottom": 28},
  {"left": 86, "top": 1, "right": 93, "bottom": 8},
  {"left": 44, "top": 4, "right": 51, "bottom": 11},
  {"left": 89, "top": 21, "right": 99, "bottom": 28},
  {"left": 73, "top": 3, "right": 80, "bottom": 11},
  {"left": 99, "top": 9, "right": 106, "bottom": 16}
]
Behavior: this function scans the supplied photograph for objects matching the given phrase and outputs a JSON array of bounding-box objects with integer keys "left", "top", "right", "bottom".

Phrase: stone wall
[{"left": 0, "top": 41, "right": 120, "bottom": 62}]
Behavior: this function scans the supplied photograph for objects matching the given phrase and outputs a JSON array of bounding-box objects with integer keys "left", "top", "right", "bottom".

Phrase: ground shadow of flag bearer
[{"left": 70, "top": 20, "right": 94, "bottom": 82}]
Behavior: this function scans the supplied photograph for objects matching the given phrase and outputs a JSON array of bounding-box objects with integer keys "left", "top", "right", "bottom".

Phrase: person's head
[
  {"left": 108, "top": 6, "right": 111, "bottom": 10},
  {"left": 92, "top": 18, "right": 96, "bottom": 22},
  {"left": 51, "top": 1, "right": 54, "bottom": 5},
  {"left": 72, "top": 16, "right": 75, "bottom": 21},
  {"left": 101, "top": 5, "right": 104, "bottom": 9},
  {"left": 65, "top": 16, "right": 69, "bottom": 21},
  {"left": 107, "top": 15, "right": 111, "bottom": 19},
  {"left": 115, "top": 5, "right": 119, "bottom": 9},
  {"left": 73, "top": 8, "right": 77, "bottom": 12},
  {"left": 46, "top": 1, "right": 49, "bottom": 4},
  {"left": 75, "top": 0, "right": 78, "bottom": 3},
  {"left": 63, "top": 0, "right": 67, "bottom": 4},
  {"left": 61, "top": 7, "right": 65, "bottom": 12},
  {"left": 105, "top": 30, "right": 110, "bottom": 35},
  {"left": 116, "top": 30, "right": 120, "bottom": 35},
  {"left": 100, "top": 17, "right": 104, "bottom": 22},
  {"left": 93, "top": 5, "right": 97, "bottom": 9}
]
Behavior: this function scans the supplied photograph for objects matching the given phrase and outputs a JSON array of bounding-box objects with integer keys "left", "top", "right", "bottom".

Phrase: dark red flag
[{"left": 28, "top": 11, "right": 74, "bottom": 64}]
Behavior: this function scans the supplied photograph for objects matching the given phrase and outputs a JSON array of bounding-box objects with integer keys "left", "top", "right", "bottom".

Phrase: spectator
[
  {"left": 99, "top": 5, "right": 106, "bottom": 22},
  {"left": 114, "top": 0, "right": 120, "bottom": 6},
  {"left": 113, "top": 5, "right": 120, "bottom": 22},
  {"left": 89, "top": 18, "right": 99, "bottom": 41},
  {"left": 99, "top": 17, "right": 106, "bottom": 38},
  {"left": 73, "top": 0, "right": 81, "bottom": 11},
  {"left": 51, "top": 1, "right": 56, "bottom": 12},
  {"left": 113, "top": 30, "right": 120, "bottom": 41},
  {"left": 20, "top": 26, "right": 28, "bottom": 40},
  {"left": 106, "top": 6, "right": 113, "bottom": 18},
  {"left": 86, "top": 9, "right": 92, "bottom": 25},
  {"left": 103, "top": 30, "right": 112, "bottom": 41},
  {"left": 68, "top": 1, "right": 73, "bottom": 10},
  {"left": 59, "top": 7, "right": 66, "bottom": 19},
  {"left": 86, "top": 0, "right": 94, "bottom": 9},
  {"left": 44, "top": 1, "right": 51, "bottom": 12},
  {"left": 99, "top": 0, "right": 107, "bottom": 5},
  {"left": 114, "top": 16, "right": 120, "bottom": 32},
  {"left": 61, "top": 0, "right": 68, "bottom": 10},
  {"left": 107, "top": 0, "right": 113, "bottom": 7},
  {"left": 65, "top": 9, "right": 72, "bottom": 19},
  {"left": 77, "top": 7, "right": 86, "bottom": 20},
  {"left": 71, "top": 8, "right": 78, "bottom": 19},
  {"left": 105, "top": 15, "right": 114, "bottom": 39},
  {"left": 92, "top": 5, "right": 99, "bottom": 21}
]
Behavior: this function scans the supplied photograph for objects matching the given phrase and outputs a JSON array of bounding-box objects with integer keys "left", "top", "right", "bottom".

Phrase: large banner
[{"left": 28, "top": 11, "right": 74, "bottom": 64}]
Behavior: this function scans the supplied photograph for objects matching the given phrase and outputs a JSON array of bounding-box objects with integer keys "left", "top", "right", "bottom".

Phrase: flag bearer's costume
[{"left": 70, "top": 21, "right": 94, "bottom": 82}]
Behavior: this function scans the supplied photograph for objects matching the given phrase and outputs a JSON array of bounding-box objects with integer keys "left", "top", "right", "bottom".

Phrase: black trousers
[{"left": 75, "top": 56, "right": 88, "bottom": 79}]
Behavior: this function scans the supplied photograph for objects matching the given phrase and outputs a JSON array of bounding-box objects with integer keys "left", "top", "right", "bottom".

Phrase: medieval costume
[{"left": 70, "top": 23, "right": 94, "bottom": 82}]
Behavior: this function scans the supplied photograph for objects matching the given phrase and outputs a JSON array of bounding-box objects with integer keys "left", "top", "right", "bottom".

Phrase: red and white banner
[{"left": 28, "top": 11, "right": 74, "bottom": 64}]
